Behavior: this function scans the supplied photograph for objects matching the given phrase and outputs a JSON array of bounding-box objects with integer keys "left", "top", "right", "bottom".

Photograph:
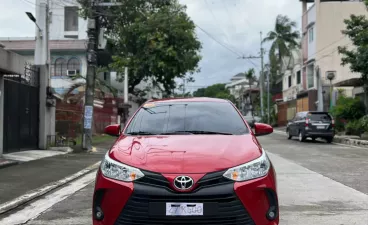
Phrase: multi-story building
[
  {"left": 299, "top": 0, "right": 367, "bottom": 112},
  {"left": 225, "top": 73, "right": 258, "bottom": 115}
]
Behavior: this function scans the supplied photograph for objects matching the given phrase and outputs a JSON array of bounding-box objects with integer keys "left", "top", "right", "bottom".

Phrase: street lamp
[
  {"left": 26, "top": 12, "right": 42, "bottom": 36},
  {"left": 326, "top": 71, "right": 336, "bottom": 110}
]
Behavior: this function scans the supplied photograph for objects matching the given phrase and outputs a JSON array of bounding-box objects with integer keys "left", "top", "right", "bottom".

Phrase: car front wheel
[{"left": 286, "top": 129, "right": 292, "bottom": 139}]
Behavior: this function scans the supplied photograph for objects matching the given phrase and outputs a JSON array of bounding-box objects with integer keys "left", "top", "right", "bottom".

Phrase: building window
[
  {"left": 288, "top": 76, "right": 292, "bottom": 88},
  {"left": 296, "top": 70, "right": 301, "bottom": 84},
  {"left": 54, "top": 58, "right": 67, "bottom": 76},
  {"left": 64, "top": 7, "right": 79, "bottom": 31},
  {"left": 307, "top": 64, "right": 314, "bottom": 89},
  {"left": 308, "top": 27, "right": 314, "bottom": 43},
  {"left": 67, "top": 58, "right": 81, "bottom": 72}
]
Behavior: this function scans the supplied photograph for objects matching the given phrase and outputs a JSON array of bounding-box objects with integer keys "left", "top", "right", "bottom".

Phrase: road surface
[{"left": 1, "top": 132, "right": 368, "bottom": 225}]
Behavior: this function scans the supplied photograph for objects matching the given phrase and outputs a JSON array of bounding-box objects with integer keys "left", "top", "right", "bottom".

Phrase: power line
[{"left": 195, "top": 24, "right": 242, "bottom": 57}]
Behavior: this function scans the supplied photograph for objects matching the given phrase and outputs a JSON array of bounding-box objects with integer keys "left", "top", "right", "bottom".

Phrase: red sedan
[{"left": 93, "top": 98, "right": 278, "bottom": 225}]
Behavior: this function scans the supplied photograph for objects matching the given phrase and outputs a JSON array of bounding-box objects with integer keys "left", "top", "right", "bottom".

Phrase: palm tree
[
  {"left": 263, "top": 15, "right": 300, "bottom": 70},
  {"left": 245, "top": 68, "right": 257, "bottom": 117},
  {"left": 63, "top": 74, "right": 118, "bottom": 102}
]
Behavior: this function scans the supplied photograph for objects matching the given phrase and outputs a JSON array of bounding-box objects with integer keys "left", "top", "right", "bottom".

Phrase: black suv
[{"left": 286, "top": 111, "right": 335, "bottom": 143}]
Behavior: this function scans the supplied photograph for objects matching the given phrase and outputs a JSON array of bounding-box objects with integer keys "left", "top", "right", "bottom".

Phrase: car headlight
[
  {"left": 100, "top": 153, "right": 144, "bottom": 182},
  {"left": 223, "top": 148, "right": 270, "bottom": 182}
]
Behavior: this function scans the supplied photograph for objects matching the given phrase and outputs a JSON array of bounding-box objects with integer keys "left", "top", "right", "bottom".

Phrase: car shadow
[{"left": 290, "top": 137, "right": 329, "bottom": 144}]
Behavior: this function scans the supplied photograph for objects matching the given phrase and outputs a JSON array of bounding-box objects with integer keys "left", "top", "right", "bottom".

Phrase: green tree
[
  {"left": 193, "top": 88, "right": 206, "bottom": 97},
  {"left": 263, "top": 15, "right": 300, "bottom": 70},
  {"left": 204, "top": 84, "right": 228, "bottom": 97},
  {"left": 79, "top": 0, "right": 202, "bottom": 96},
  {"left": 338, "top": 0, "right": 368, "bottom": 111},
  {"left": 192, "top": 83, "right": 236, "bottom": 103}
]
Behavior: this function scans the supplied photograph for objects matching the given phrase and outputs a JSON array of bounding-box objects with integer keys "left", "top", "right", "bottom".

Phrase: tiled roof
[{"left": 0, "top": 39, "right": 87, "bottom": 51}]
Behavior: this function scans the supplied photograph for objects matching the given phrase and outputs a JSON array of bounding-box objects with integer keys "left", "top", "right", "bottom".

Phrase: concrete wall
[
  {"left": 49, "top": 0, "right": 88, "bottom": 40},
  {"left": 315, "top": 1, "right": 367, "bottom": 86},
  {"left": 0, "top": 48, "right": 28, "bottom": 74}
]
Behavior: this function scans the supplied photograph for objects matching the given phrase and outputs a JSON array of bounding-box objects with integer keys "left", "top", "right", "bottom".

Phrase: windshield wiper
[
  {"left": 180, "top": 130, "right": 234, "bottom": 135},
  {"left": 159, "top": 131, "right": 194, "bottom": 135},
  {"left": 126, "top": 131, "right": 156, "bottom": 136}
]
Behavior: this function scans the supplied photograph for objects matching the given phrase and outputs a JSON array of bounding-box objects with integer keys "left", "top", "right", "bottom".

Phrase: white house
[{"left": 0, "top": 0, "right": 160, "bottom": 100}]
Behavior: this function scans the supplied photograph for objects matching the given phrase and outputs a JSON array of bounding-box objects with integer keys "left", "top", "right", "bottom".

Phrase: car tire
[
  {"left": 312, "top": 137, "right": 316, "bottom": 142},
  {"left": 298, "top": 131, "right": 306, "bottom": 142},
  {"left": 286, "top": 129, "right": 292, "bottom": 139},
  {"left": 326, "top": 137, "right": 333, "bottom": 143}
]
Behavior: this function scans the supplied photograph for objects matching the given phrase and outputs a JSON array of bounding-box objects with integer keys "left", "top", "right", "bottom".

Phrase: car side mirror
[
  {"left": 104, "top": 124, "right": 121, "bottom": 137},
  {"left": 254, "top": 123, "right": 273, "bottom": 136}
]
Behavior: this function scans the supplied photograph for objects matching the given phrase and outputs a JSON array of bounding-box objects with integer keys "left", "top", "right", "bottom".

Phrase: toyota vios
[{"left": 93, "top": 98, "right": 278, "bottom": 225}]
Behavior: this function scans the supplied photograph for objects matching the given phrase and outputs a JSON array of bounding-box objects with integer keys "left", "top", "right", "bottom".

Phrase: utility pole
[
  {"left": 267, "top": 68, "right": 270, "bottom": 124},
  {"left": 182, "top": 78, "right": 186, "bottom": 97},
  {"left": 82, "top": 1, "right": 98, "bottom": 151},
  {"left": 34, "top": 0, "right": 52, "bottom": 149},
  {"left": 238, "top": 42, "right": 265, "bottom": 118},
  {"left": 260, "top": 32, "right": 265, "bottom": 119}
]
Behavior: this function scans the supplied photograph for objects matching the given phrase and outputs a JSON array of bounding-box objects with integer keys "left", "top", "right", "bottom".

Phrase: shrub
[
  {"left": 330, "top": 96, "right": 365, "bottom": 120},
  {"left": 345, "top": 120, "right": 364, "bottom": 136},
  {"left": 359, "top": 115, "right": 368, "bottom": 132}
]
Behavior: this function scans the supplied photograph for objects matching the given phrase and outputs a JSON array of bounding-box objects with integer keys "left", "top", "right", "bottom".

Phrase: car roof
[{"left": 146, "top": 97, "right": 229, "bottom": 104}]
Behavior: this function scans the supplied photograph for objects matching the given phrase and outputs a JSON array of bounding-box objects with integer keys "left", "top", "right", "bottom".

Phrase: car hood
[{"left": 109, "top": 134, "right": 262, "bottom": 174}]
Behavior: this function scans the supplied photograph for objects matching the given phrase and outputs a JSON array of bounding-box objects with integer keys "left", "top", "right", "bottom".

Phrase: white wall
[
  {"left": 49, "top": 0, "right": 88, "bottom": 40},
  {"left": 315, "top": 1, "right": 367, "bottom": 86}
]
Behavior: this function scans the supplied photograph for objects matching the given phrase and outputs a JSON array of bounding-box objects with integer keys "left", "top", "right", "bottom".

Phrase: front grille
[
  {"left": 134, "top": 170, "right": 233, "bottom": 192},
  {"left": 114, "top": 184, "right": 256, "bottom": 225}
]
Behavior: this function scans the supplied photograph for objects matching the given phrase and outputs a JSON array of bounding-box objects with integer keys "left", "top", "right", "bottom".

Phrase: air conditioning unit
[{"left": 67, "top": 70, "right": 79, "bottom": 76}]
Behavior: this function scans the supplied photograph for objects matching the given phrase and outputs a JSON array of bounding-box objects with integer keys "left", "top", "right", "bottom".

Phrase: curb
[
  {"left": 272, "top": 130, "right": 368, "bottom": 149},
  {"left": 0, "top": 160, "right": 19, "bottom": 170},
  {"left": 49, "top": 147, "right": 74, "bottom": 153},
  {"left": 0, "top": 161, "right": 101, "bottom": 215}
]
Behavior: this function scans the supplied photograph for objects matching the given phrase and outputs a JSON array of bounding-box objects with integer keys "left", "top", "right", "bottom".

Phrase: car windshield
[
  {"left": 308, "top": 113, "right": 332, "bottom": 122},
  {"left": 125, "top": 101, "right": 249, "bottom": 135}
]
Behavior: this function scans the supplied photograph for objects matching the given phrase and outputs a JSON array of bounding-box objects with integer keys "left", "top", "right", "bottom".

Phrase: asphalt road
[{"left": 2, "top": 132, "right": 368, "bottom": 225}]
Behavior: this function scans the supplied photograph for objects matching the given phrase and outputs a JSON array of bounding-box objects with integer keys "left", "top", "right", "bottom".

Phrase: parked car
[
  {"left": 93, "top": 98, "right": 279, "bottom": 225},
  {"left": 286, "top": 111, "right": 335, "bottom": 143}
]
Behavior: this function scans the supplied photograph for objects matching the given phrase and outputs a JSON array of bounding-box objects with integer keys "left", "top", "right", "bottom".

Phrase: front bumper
[{"left": 93, "top": 166, "right": 279, "bottom": 225}]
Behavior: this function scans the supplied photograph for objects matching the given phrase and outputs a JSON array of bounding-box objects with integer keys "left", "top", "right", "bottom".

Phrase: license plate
[
  {"left": 317, "top": 125, "right": 325, "bottom": 129},
  {"left": 166, "top": 203, "right": 203, "bottom": 216}
]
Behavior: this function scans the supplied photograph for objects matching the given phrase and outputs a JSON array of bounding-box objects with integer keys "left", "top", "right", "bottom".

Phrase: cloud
[
  {"left": 0, "top": 0, "right": 302, "bottom": 92},
  {"left": 0, "top": 0, "right": 36, "bottom": 37},
  {"left": 180, "top": 0, "right": 302, "bottom": 92}
]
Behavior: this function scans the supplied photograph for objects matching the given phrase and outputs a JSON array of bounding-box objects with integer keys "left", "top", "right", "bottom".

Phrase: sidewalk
[{"left": 0, "top": 141, "right": 112, "bottom": 213}]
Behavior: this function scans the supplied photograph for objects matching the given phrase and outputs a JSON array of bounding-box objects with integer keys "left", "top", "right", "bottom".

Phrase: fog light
[
  {"left": 95, "top": 207, "right": 104, "bottom": 221},
  {"left": 266, "top": 206, "right": 277, "bottom": 220}
]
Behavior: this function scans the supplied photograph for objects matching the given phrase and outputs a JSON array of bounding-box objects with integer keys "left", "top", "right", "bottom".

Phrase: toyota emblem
[{"left": 173, "top": 176, "right": 194, "bottom": 190}]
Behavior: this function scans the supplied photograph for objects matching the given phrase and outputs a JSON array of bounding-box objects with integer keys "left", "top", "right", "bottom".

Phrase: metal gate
[{"left": 3, "top": 64, "right": 39, "bottom": 153}]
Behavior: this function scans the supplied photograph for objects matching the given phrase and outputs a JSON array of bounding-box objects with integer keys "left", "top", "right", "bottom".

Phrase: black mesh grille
[{"left": 114, "top": 184, "right": 256, "bottom": 225}]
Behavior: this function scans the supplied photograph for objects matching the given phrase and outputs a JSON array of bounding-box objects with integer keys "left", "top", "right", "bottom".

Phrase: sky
[{"left": 0, "top": 0, "right": 303, "bottom": 92}]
